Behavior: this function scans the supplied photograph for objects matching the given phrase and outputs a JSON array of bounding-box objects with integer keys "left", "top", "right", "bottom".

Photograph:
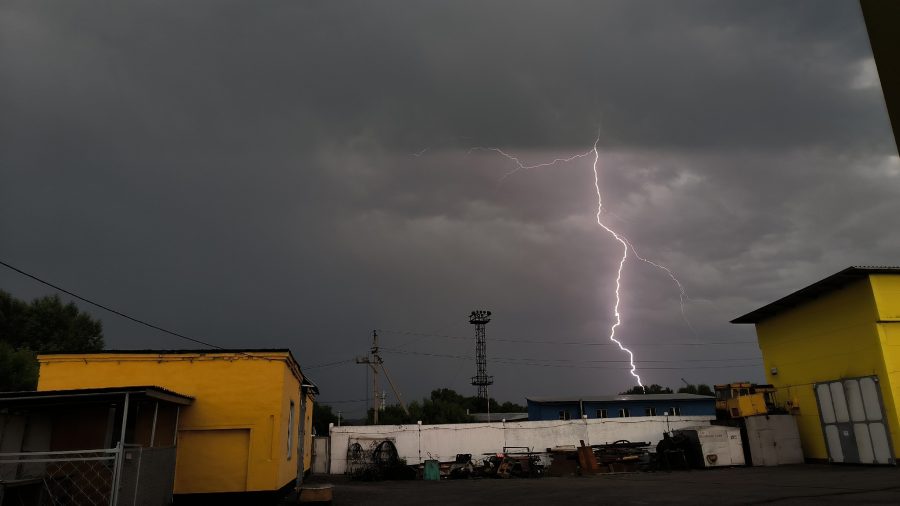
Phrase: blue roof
[{"left": 527, "top": 394, "right": 713, "bottom": 403}]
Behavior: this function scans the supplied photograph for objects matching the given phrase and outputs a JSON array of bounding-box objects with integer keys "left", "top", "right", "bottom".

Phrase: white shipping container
[{"left": 675, "top": 426, "right": 745, "bottom": 467}]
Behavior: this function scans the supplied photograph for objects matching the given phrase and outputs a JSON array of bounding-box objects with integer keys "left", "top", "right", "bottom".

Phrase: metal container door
[{"left": 814, "top": 376, "right": 894, "bottom": 464}]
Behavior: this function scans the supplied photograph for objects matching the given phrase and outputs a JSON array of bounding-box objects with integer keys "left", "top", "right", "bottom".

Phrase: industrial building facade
[
  {"left": 526, "top": 394, "right": 715, "bottom": 421},
  {"left": 35, "top": 349, "right": 316, "bottom": 497},
  {"left": 733, "top": 266, "right": 900, "bottom": 464}
]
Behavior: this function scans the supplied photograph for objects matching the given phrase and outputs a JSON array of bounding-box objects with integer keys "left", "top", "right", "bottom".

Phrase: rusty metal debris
[{"left": 348, "top": 440, "right": 416, "bottom": 481}]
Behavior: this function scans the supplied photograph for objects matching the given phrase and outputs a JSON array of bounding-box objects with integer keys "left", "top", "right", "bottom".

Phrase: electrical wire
[
  {"left": 377, "top": 328, "right": 757, "bottom": 347},
  {"left": 315, "top": 399, "right": 368, "bottom": 404},
  {"left": 380, "top": 347, "right": 762, "bottom": 363},
  {"left": 381, "top": 348, "right": 761, "bottom": 370},
  {"left": 0, "top": 259, "right": 227, "bottom": 349},
  {"left": 304, "top": 358, "right": 356, "bottom": 370}
]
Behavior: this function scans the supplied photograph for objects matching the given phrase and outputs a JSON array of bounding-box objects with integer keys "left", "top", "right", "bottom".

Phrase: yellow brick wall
[{"left": 37, "top": 352, "right": 308, "bottom": 494}]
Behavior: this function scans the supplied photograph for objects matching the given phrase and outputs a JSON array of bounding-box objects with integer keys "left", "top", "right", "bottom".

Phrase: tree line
[
  {"left": 0, "top": 290, "right": 104, "bottom": 390},
  {"left": 619, "top": 383, "right": 714, "bottom": 396},
  {"left": 313, "top": 388, "right": 527, "bottom": 433}
]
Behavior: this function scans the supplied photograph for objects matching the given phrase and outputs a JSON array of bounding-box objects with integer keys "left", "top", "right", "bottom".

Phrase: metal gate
[
  {"left": 0, "top": 448, "right": 119, "bottom": 505},
  {"left": 814, "top": 376, "right": 894, "bottom": 464}
]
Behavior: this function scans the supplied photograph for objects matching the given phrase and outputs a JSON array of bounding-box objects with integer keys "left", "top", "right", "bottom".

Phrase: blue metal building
[{"left": 526, "top": 394, "right": 715, "bottom": 421}]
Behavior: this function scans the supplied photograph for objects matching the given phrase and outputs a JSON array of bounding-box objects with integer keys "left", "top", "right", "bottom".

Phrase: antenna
[{"left": 469, "top": 310, "right": 493, "bottom": 400}]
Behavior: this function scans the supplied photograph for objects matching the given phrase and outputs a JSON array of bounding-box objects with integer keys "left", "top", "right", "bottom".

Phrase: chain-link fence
[{"left": 0, "top": 448, "right": 118, "bottom": 506}]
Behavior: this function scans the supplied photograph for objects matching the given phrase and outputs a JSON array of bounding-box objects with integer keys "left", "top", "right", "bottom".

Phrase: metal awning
[{"left": 0, "top": 385, "right": 194, "bottom": 408}]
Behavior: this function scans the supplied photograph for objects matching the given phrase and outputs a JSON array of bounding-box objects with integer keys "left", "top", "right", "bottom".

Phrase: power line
[
  {"left": 315, "top": 399, "right": 367, "bottom": 404},
  {"left": 381, "top": 347, "right": 762, "bottom": 363},
  {"left": 304, "top": 358, "right": 356, "bottom": 370},
  {"left": 1, "top": 259, "right": 229, "bottom": 350},
  {"left": 377, "top": 328, "right": 757, "bottom": 347},
  {"left": 381, "top": 348, "right": 762, "bottom": 369}
]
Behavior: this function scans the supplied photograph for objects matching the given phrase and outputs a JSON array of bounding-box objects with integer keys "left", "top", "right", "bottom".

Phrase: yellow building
[
  {"left": 36, "top": 349, "right": 317, "bottom": 497},
  {"left": 732, "top": 266, "right": 900, "bottom": 464}
]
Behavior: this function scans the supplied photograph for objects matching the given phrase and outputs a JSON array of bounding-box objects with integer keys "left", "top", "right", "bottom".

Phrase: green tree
[
  {"left": 619, "top": 384, "right": 673, "bottom": 395},
  {"left": 0, "top": 290, "right": 104, "bottom": 390},
  {"left": 366, "top": 389, "right": 526, "bottom": 425},
  {"left": 312, "top": 402, "right": 340, "bottom": 435},
  {"left": 0, "top": 342, "right": 39, "bottom": 391}
]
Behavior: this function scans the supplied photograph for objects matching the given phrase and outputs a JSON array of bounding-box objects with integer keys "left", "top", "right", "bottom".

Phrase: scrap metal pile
[
  {"left": 346, "top": 438, "right": 674, "bottom": 481},
  {"left": 423, "top": 449, "right": 546, "bottom": 480},
  {"left": 548, "top": 440, "right": 653, "bottom": 476},
  {"left": 346, "top": 440, "right": 416, "bottom": 481}
]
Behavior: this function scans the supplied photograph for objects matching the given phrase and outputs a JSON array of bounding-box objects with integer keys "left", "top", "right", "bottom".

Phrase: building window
[
  {"left": 618, "top": 408, "right": 629, "bottom": 418},
  {"left": 645, "top": 407, "right": 656, "bottom": 416},
  {"left": 669, "top": 406, "right": 681, "bottom": 416},
  {"left": 596, "top": 409, "right": 608, "bottom": 419},
  {"left": 558, "top": 410, "right": 570, "bottom": 420},
  {"left": 287, "top": 400, "right": 295, "bottom": 460}
]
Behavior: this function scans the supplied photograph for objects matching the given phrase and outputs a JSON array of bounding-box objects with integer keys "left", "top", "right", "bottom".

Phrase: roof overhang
[
  {"left": 731, "top": 266, "right": 900, "bottom": 324},
  {"left": 0, "top": 386, "right": 194, "bottom": 408}
]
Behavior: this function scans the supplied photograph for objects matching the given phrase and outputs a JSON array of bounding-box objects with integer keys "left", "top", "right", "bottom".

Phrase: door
[
  {"left": 174, "top": 428, "right": 250, "bottom": 493},
  {"left": 311, "top": 436, "right": 330, "bottom": 474},
  {"left": 814, "top": 376, "right": 893, "bottom": 464}
]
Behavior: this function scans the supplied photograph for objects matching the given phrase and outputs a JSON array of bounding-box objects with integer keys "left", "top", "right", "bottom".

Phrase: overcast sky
[{"left": 2, "top": 1, "right": 897, "bottom": 417}]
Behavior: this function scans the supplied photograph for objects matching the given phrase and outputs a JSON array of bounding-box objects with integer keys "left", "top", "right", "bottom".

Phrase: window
[
  {"left": 618, "top": 408, "right": 630, "bottom": 418},
  {"left": 669, "top": 406, "right": 681, "bottom": 416},
  {"left": 287, "top": 400, "right": 295, "bottom": 459},
  {"left": 645, "top": 407, "right": 656, "bottom": 416},
  {"left": 596, "top": 409, "right": 608, "bottom": 419},
  {"left": 558, "top": 410, "right": 571, "bottom": 420}
]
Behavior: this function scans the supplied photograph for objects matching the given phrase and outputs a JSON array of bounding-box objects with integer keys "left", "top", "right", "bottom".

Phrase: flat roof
[
  {"left": 470, "top": 412, "right": 528, "bottom": 422},
  {"left": 0, "top": 386, "right": 194, "bottom": 407},
  {"left": 42, "top": 348, "right": 294, "bottom": 355},
  {"left": 527, "top": 394, "right": 714, "bottom": 404},
  {"left": 37, "top": 348, "right": 319, "bottom": 394},
  {"left": 731, "top": 266, "right": 900, "bottom": 324}
]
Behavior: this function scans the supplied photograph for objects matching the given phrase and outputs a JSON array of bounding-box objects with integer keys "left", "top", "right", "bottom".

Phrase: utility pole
[
  {"left": 356, "top": 330, "right": 381, "bottom": 424},
  {"left": 356, "top": 330, "right": 409, "bottom": 424}
]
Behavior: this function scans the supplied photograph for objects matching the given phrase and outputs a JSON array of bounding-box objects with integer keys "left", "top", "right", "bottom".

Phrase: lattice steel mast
[{"left": 469, "top": 310, "right": 493, "bottom": 399}]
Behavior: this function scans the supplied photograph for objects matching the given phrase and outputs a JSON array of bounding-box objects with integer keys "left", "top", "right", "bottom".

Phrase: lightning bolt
[
  {"left": 469, "top": 133, "right": 696, "bottom": 389},
  {"left": 589, "top": 137, "right": 642, "bottom": 387}
]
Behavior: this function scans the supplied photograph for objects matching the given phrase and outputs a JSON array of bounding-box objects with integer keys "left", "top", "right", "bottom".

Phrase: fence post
[{"left": 110, "top": 392, "right": 130, "bottom": 506}]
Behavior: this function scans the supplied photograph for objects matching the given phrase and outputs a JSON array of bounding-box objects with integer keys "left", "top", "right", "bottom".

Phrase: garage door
[
  {"left": 814, "top": 376, "right": 894, "bottom": 464},
  {"left": 174, "top": 428, "right": 250, "bottom": 493}
]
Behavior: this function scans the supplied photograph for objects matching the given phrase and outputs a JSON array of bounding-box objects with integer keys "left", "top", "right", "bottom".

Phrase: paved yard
[{"left": 307, "top": 465, "right": 900, "bottom": 505}]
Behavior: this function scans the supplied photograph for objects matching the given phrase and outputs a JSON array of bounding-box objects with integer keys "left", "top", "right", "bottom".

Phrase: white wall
[{"left": 328, "top": 415, "right": 712, "bottom": 474}]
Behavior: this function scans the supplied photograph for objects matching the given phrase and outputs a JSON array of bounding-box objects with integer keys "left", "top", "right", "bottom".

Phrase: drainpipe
[
  {"left": 295, "top": 384, "right": 313, "bottom": 492},
  {"left": 579, "top": 399, "right": 584, "bottom": 419}
]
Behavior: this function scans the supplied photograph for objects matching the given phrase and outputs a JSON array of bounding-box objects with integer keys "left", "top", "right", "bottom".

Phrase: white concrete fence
[{"left": 328, "top": 415, "right": 712, "bottom": 474}]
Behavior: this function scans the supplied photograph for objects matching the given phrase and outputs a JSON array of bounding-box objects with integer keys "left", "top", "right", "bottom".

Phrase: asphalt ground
[{"left": 307, "top": 465, "right": 900, "bottom": 505}]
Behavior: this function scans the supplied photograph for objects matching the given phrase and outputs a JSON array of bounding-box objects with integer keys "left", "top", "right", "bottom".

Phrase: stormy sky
[{"left": 1, "top": 1, "right": 897, "bottom": 417}]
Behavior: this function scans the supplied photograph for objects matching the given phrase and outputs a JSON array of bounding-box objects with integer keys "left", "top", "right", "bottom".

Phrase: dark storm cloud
[{"left": 1, "top": 0, "right": 897, "bottom": 413}]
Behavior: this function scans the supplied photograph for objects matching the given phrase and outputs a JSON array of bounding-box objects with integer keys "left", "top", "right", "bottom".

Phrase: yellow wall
[
  {"left": 36, "top": 351, "right": 312, "bottom": 494},
  {"left": 872, "top": 274, "right": 900, "bottom": 462},
  {"left": 754, "top": 277, "right": 898, "bottom": 460}
]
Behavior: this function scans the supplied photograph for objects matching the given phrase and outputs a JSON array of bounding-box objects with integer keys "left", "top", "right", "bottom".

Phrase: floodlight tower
[{"left": 469, "top": 310, "right": 493, "bottom": 399}]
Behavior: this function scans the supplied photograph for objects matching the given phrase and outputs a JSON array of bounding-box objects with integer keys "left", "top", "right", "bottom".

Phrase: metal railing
[{"left": 0, "top": 447, "right": 119, "bottom": 506}]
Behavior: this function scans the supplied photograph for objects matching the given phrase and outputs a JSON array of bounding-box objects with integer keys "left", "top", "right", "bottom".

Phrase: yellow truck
[{"left": 714, "top": 382, "right": 777, "bottom": 419}]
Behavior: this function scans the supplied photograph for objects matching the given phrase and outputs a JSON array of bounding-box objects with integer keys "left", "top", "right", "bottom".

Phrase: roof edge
[{"left": 731, "top": 266, "right": 900, "bottom": 324}]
